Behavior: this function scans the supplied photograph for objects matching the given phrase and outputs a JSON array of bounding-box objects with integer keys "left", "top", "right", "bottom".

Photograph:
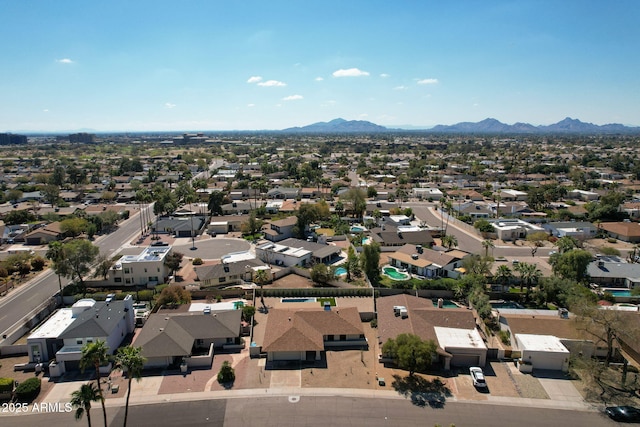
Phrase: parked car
[
  {"left": 605, "top": 406, "right": 640, "bottom": 422},
  {"left": 469, "top": 366, "right": 487, "bottom": 388}
]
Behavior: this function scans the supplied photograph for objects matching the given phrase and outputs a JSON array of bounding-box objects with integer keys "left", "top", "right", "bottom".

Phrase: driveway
[{"left": 535, "top": 371, "right": 583, "bottom": 403}]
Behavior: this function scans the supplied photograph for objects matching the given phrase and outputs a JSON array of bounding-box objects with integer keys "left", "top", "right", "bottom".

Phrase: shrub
[
  {"left": 14, "top": 377, "right": 41, "bottom": 401},
  {"left": 499, "top": 330, "right": 511, "bottom": 345},
  {"left": 137, "top": 290, "right": 154, "bottom": 301},
  {"left": 217, "top": 361, "right": 235, "bottom": 385},
  {"left": 192, "top": 257, "right": 203, "bottom": 265},
  {"left": 607, "top": 238, "right": 617, "bottom": 244},
  {"left": 370, "top": 318, "right": 378, "bottom": 328},
  {"left": 0, "top": 377, "right": 14, "bottom": 393},
  {"left": 155, "top": 284, "right": 169, "bottom": 294},
  {"left": 30, "top": 256, "right": 46, "bottom": 271},
  {"left": 241, "top": 305, "right": 256, "bottom": 322}
]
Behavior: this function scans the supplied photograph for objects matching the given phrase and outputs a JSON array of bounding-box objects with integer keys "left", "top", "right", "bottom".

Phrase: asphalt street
[
  {"left": 0, "top": 204, "right": 154, "bottom": 337},
  {"left": 0, "top": 396, "right": 617, "bottom": 427}
]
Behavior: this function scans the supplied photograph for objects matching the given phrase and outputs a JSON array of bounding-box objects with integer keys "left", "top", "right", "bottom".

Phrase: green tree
[
  {"left": 241, "top": 212, "right": 264, "bottom": 236},
  {"left": 310, "top": 263, "right": 331, "bottom": 284},
  {"left": 473, "top": 219, "right": 495, "bottom": 233},
  {"left": 217, "top": 361, "right": 235, "bottom": 385},
  {"left": 342, "top": 187, "right": 367, "bottom": 219},
  {"left": 550, "top": 249, "right": 593, "bottom": 283},
  {"left": 481, "top": 239, "right": 495, "bottom": 257},
  {"left": 164, "top": 251, "right": 184, "bottom": 276},
  {"left": 207, "top": 191, "right": 226, "bottom": 216},
  {"left": 441, "top": 234, "right": 458, "bottom": 249},
  {"left": 157, "top": 285, "right": 191, "bottom": 307},
  {"left": 70, "top": 382, "right": 101, "bottom": 427},
  {"left": 46, "top": 241, "right": 66, "bottom": 293},
  {"left": 295, "top": 204, "right": 320, "bottom": 238},
  {"left": 60, "top": 217, "right": 89, "bottom": 238},
  {"left": 114, "top": 346, "right": 147, "bottom": 427},
  {"left": 493, "top": 265, "right": 514, "bottom": 287},
  {"left": 80, "top": 340, "right": 109, "bottom": 427},
  {"left": 381, "top": 333, "right": 437, "bottom": 376},
  {"left": 514, "top": 262, "right": 542, "bottom": 295},
  {"left": 361, "top": 242, "right": 381, "bottom": 286},
  {"left": 555, "top": 236, "right": 580, "bottom": 253},
  {"left": 58, "top": 240, "right": 100, "bottom": 295},
  {"left": 462, "top": 254, "right": 493, "bottom": 276}
]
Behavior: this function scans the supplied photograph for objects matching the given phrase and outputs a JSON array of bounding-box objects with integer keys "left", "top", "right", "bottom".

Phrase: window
[
  {"left": 219, "top": 277, "right": 226, "bottom": 283},
  {"left": 76, "top": 339, "right": 83, "bottom": 345},
  {"left": 114, "top": 277, "right": 122, "bottom": 283},
  {"left": 124, "top": 268, "right": 131, "bottom": 274},
  {"left": 125, "top": 278, "right": 131, "bottom": 284},
  {"left": 87, "top": 339, "right": 93, "bottom": 343},
  {"left": 340, "top": 335, "right": 346, "bottom": 341},
  {"left": 144, "top": 268, "right": 147, "bottom": 273}
]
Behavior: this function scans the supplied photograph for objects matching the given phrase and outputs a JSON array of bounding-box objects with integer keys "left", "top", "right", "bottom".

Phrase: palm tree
[
  {"left": 515, "top": 262, "right": 542, "bottom": 295},
  {"left": 114, "top": 346, "right": 147, "bottom": 427},
  {"left": 46, "top": 241, "right": 66, "bottom": 294},
  {"left": 494, "top": 265, "right": 514, "bottom": 288},
  {"left": 80, "top": 340, "right": 110, "bottom": 427},
  {"left": 481, "top": 239, "right": 495, "bottom": 257},
  {"left": 70, "top": 382, "right": 101, "bottom": 427},
  {"left": 441, "top": 234, "right": 458, "bottom": 250}
]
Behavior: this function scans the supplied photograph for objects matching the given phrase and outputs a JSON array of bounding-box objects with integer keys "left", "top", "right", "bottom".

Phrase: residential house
[
  {"left": 221, "top": 200, "right": 252, "bottom": 215},
  {"left": 27, "top": 296, "right": 135, "bottom": 373},
  {"left": 500, "top": 189, "right": 528, "bottom": 201},
  {"left": 369, "top": 226, "right": 435, "bottom": 248},
  {"left": 587, "top": 255, "right": 640, "bottom": 288},
  {"left": 208, "top": 214, "right": 250, "bottom": 235},
  {"left": 108, "top": 246, "right": 173, "bottom": 288},
  {"left": 134, "top": 307, "right": 243, "bottom": 369},
  {"left": 263, "top": 216, "right": 298, "bottom": 242},
  {"left": 377, "top": 294, "right": 486, "bottom": 369},
  {"left": 152, "top": 216, "right": 205, "bottom": 237},
  {"left": 387, "top": 244, "right": 469, "bottom": 279},
  {"left": 267, "top": 187, "right": 300, "bottom": 200},
  {"left": 453, "top": 201, "right": 492, "bottom": 220},
  {"left": 621, "top": 202, "right": 640, "bottom": 220},
  {"left": 23, "top": 221, "right": 63, "bottom": 245},
  {"left": 567, "top": 189, "right": 600, "bottom": 201},
  {"left": 599, "top": 222, "right": 640, "bottom": 243},
  {"left": 255, "top": 238, "right": 342, "bottom": 267},
  {"left": 261, "top": 306, "right": 367, "bottom": 361},
  {"left": 412, "top": 187, "right": 443, "bottom": 201},
  {"left": 489, "top": 218, "right": 546, "bottom": 241},
  {"left": 543, "top": 221, "right": 598, "bottom": 240},
  {"left": 194, "top": 259, "right": 269, "bottom": 288}
]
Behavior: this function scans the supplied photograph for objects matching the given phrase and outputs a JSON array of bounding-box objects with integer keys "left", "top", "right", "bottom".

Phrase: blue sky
[{"left": 1, "top": 0, "right": 639, "bottom": 132}]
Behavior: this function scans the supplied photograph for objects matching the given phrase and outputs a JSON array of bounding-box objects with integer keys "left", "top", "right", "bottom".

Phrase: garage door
[
  {"left": 450, "top": 353, "right": 480, "bottom": 367},
  {"left": 272, "top": 351, "right": 303, "bottom": 361}
]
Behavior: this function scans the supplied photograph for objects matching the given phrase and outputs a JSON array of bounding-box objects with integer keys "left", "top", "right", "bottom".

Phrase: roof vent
[{"left": 411, "top": 253, "right": 419, "bottom": 260}]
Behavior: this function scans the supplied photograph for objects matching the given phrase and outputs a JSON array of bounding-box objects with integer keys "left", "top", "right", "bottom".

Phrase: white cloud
[
  {"left": 258, "top": 80, "right": 286, "bottom": 87},
  {"left": 417, "top": 78, "right": 439, "bottom": 85},
  {"left": 247, "top": 103, "right": 256, "bottom": 107},
  {"left": 315, "top": 77, "right": 324, "bottom": 81},
  {"left": 247, "top": 76, "right": 263, "bottom": 84},
  {"left": 164, "top": 102, "right": 176, "bottom": 109},
  {"left": 282, "top": 94, "right": 303, "bottom": 101},
  {"left": 380, "top": 73, "right": 390, "bottom": 78},
  {"left": 56, "top": 58, "right": 74, "bottom": 64},
  {"left": 43, "top": 109, "right": 49, "bottom": 112},
  {"left": 394, "top": 86, "right": 408, "bottom": 91},
  {"left": 332, "top": 68, "right": 370, "bottom": 77},
  {"left": 358, "top": 113, "right": 369, "bottom": 118}
]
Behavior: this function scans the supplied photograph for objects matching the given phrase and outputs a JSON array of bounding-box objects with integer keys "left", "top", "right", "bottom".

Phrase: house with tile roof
[
  {"left": 261, "top": 306, "right": 367, "bottom": 361},
  {"left": 133, "top": 308, "right": 242, "bottom": 369},
  {"left": 377, "top": 294, "right": 486, "bottom": 370},
  {"left": 599, "top": 222, "right": 640, "bottom": 243},
  {"left": 194, "top": 258, "right": 268, "bottom": 288},
  {"left": 386, "top": 243, "right": 470, "bottom": 279}
]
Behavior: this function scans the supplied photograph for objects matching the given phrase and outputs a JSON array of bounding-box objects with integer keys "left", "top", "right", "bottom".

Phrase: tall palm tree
[
  {"left": 80, "top": 340, "right": 110, "bottom": 427},
  {"left": 494, "top": 265, "right": 514, "bottom": 288},
  {"left": 114, "top": 346, "right": 147, "bottom": 427},
  {"left": 70, "top": 382, "right": 101, "bottom": 427},
  {"left": 481, "top": 239, "right": 495, "bottom": 257},
  {"left": 441, "top": 234, "right": 458, "bottom": 250},
  {"left": 515, "top": 262, "right": 542, "bottom": 295},
  {"left": 46, "top": 241, "right": 66, "bottom": 294}
]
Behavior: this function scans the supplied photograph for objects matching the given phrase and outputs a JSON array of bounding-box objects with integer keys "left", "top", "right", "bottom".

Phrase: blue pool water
[
  {"left": 432, "top": 299, "right": 460, "bottom": 308},
  {"left": 490, "top": 301, "right": 524, "bottom": 309},
  {"left": 281, "top": 297, "right": 317, "bottom": 303},
  {"left": 350, "top": 226, "right": 366, "bottom": 232},
  {"left": 603, "top": 289, "right": 632, "bottom": 297},
  {"left": 334, "top": 267, "right": 347, "bottom": 276}
]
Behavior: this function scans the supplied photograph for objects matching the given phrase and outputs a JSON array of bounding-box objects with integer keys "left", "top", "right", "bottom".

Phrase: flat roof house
[{"left": 109, "top": 246, "right": 173, "bottom": 288}]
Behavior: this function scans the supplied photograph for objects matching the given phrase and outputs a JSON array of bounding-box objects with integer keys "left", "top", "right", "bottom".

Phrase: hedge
[
  {"left": 15, "top": 377, "right": 41, "bottom": 401},
  {"left": 0, "top": 377, "right": 14, "bottom": 393}
]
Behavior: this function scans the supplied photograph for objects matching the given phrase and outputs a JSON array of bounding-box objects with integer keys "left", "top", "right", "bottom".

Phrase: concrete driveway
[{"left": 535, "top": 371, "right": 583, "bottom": 403}]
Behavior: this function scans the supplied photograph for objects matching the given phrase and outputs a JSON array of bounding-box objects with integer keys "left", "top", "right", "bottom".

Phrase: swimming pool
[
  {"left": 603, "top": 288, "right": 632, "bottom": 297},
  {"left": 382, "top": 266, "right": 410, "bottom": 281},
  {"left": 350, "top": 225, "right": 367, "bottom": 233},
  {"left": 432, "top": 299, "right": 460, "bottom": 308},
  {"left": 334, "top": 267, "right": 347, "bottom": 276},
  {"left": 281, "top": 297, "right": 317, "bottom": 303},
  {"left": 490, "top": 301, "right": 524, "bottom": 309}
]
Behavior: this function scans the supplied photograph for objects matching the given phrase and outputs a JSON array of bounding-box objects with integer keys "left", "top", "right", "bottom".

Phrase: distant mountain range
[{"left": 282, "top": 117, "right": 640, "bottom": 134}]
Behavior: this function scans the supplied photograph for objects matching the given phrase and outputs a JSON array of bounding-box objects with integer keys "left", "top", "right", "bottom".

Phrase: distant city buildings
[
  {"left": 69, "top": 132, "right": 97, "bottom": 143},
  {"left": 0, "top": 133, "right": 27, "bottom": 145}
]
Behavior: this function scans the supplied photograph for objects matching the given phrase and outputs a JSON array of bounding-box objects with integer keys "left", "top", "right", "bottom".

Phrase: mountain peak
[{"left": 283, "top": 118, "right": 389, "bottom": 133}]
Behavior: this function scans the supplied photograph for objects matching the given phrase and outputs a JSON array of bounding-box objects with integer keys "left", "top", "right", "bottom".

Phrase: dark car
[{"left": 605, "top": 406, "right": 640, "bottom": 422}]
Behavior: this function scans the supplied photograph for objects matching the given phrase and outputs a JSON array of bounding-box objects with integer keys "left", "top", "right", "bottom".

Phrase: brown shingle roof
[{"left": 262, "top": 307, "right": 364, "bottom": 353}]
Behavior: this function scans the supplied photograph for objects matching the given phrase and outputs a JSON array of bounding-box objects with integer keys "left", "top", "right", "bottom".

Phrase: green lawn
[{"left": 317, "top": 297, "right": 336, "bottom": 306}]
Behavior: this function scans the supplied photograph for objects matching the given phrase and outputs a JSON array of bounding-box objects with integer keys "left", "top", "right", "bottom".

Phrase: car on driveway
[
  {"left": 605, "top": 406, "right": 640, "bottom": 422},
  {"left": 469, "top": 366, "right": 487, "bottom": 389}
]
